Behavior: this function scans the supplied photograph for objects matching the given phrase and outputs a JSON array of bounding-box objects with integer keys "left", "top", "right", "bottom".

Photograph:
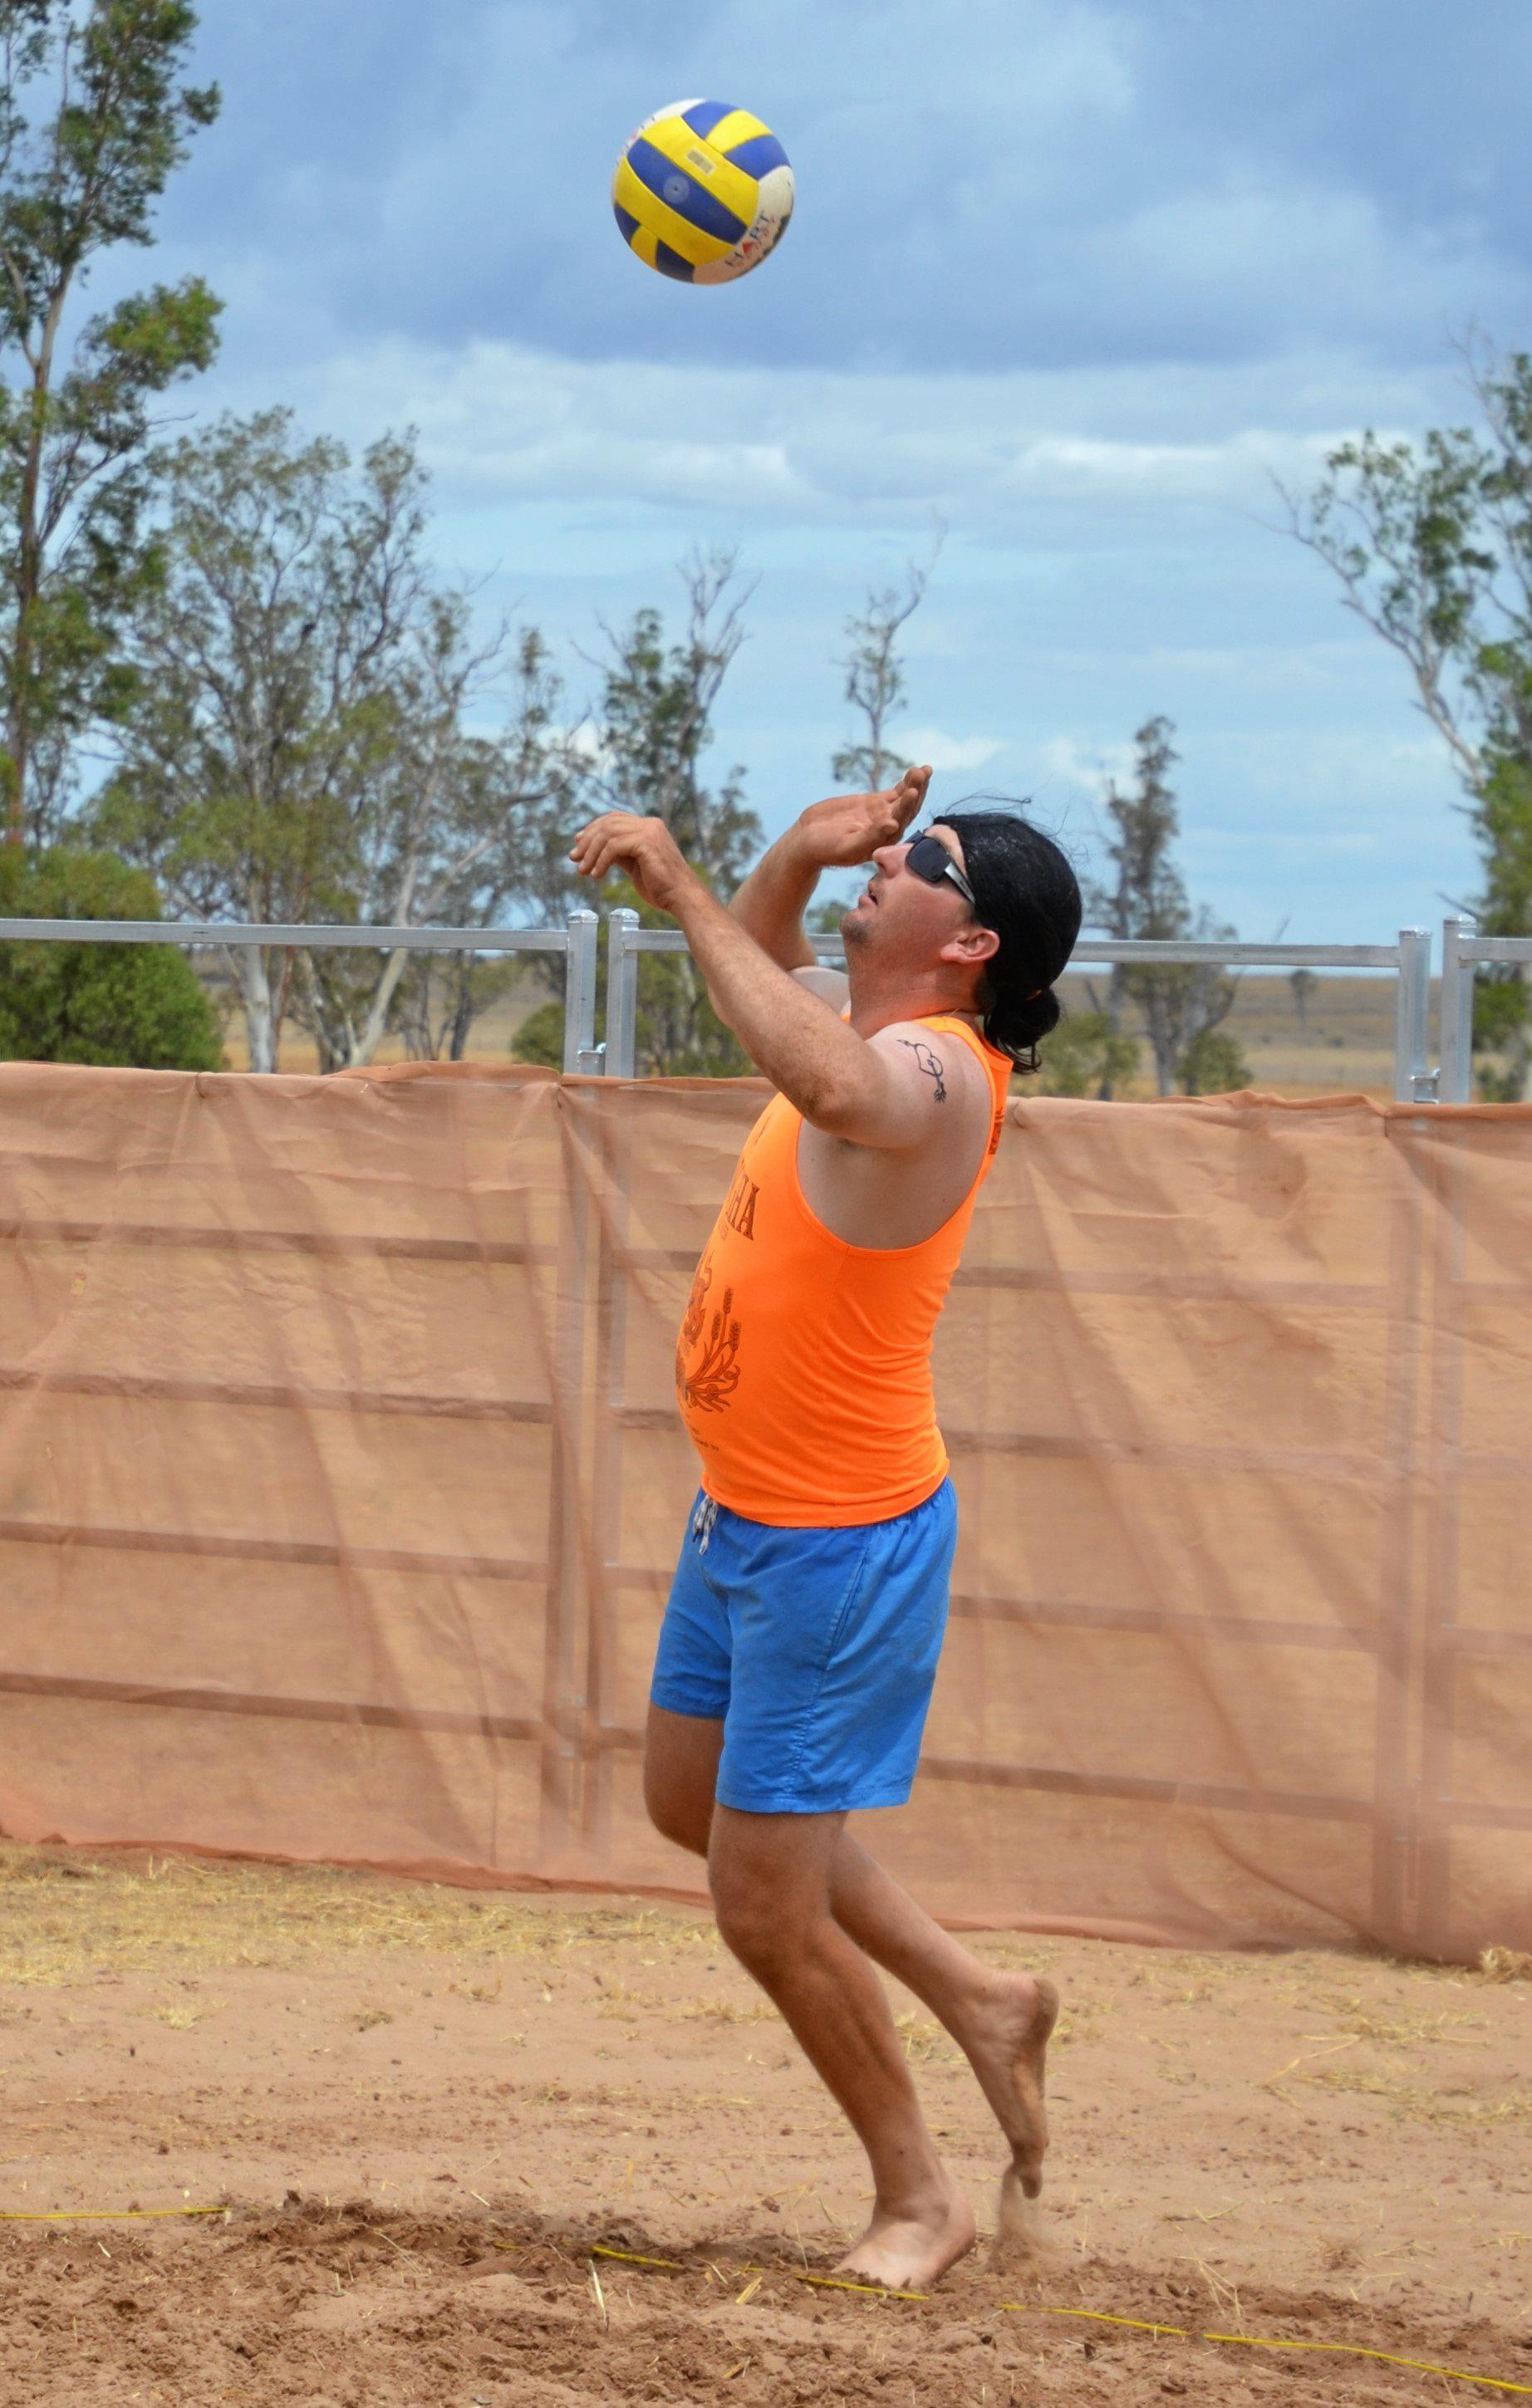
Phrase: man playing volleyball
[{"left": 569, "top": 770, "right": 1082, "bottom": 2290}]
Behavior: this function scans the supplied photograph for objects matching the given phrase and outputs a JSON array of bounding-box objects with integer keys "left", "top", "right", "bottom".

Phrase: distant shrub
[
  {"left": 0, "top": 847, "right": 223, "bottom": 1071},
  {"left": 1035, "top": 1010, "right": 1140, "bottom": 1098},
  {"left": 511, "top": 998, "right": 563, "bottom": 1070},
  {"left": 1177, "top": 1027, "right": 1251, "bottom": 1095}
]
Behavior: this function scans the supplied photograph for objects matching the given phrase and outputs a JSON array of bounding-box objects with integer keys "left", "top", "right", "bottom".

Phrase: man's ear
[{"left": 939, "top": 924, "right": 1000, "bottom": 970}]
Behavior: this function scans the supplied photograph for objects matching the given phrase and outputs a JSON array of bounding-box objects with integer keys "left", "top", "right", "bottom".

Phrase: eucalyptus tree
[
  {"left": 1287, "top": 338, "right": 1532, "bottom": 1096},
  {"left": 0, "top": 0, "right": 219, "bottom": 841},
  {"left": 98, "top": 410, "right": 578, "bottom": 1071},
  {"left": 831, "top": 528, "right": 943, "bottom": 791},
  {"left": 584, "top": 544, "right": 762, "bottom": 887},
  {"left": 1084, "top": 716, "right": 1241, "bottom": 1096},
  {"left": 518, "top": 548, "right": 764, "bottom": 1076},
  {"left": 92, "top": 410, "right": 421, "bottom": 1067},
  {"left": 302, "top": 621, "right": 581, "bottom": 1071}
]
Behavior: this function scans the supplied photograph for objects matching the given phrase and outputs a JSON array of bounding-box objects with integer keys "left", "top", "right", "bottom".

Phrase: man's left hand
[{"left": 567, "top": 813, "right": 697, "bottom": 914}]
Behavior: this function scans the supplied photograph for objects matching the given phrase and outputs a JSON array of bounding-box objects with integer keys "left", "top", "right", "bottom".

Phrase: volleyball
[{"left": 611, "top": 100, "right": 793, "bottom": 285}]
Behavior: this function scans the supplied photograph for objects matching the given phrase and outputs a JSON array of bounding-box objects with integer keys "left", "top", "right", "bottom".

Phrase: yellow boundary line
[
  {"left": 5, "top": 2218, "right": 1525, "bottom": 2395},
  {"left": 587, "top": 2244, "right": 1532, "bottom": 2396},
  {"left": 0, "top": 2206, "right": 226, "bottom": 2224}
]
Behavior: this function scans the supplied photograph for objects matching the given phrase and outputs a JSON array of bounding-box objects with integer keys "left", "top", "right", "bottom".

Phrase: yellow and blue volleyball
[{"left": 612, "top": 100, "right": 793, "bottom": 285}]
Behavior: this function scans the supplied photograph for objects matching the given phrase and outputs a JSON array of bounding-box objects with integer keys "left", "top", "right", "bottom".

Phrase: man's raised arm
[
  {"left": 567, "top": 777, "right": 937, "bottom": 1145},
  {"left": 727, "top": 768, "right": 931, "bottom": 970},
  {"left": 728, "top": 826, "right": 820, "bottom": 970}
]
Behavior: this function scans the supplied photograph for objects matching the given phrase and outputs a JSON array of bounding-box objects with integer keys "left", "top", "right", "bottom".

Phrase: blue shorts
[{"left": 650, "top": 1479, "right": 958, "bottom": 1815}]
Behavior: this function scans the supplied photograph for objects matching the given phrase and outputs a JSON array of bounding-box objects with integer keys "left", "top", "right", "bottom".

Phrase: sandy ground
[{"left": 2, "top": 1846, "right": 1531, "bottom": 2407}]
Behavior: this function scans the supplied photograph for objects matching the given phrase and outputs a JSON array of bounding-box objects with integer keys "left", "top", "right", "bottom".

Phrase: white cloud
[
  {"left": 901, "top": 727, "right": 1005, "bottom": 772},
  {"left": 241, "top": 331, "right": 1461, "bottom": 544},
  {"left": 1003, "top": 428, "right": 1347, "bottom": 504},
  {"left": 1039, "top": 734, "right": 1137, "bottom": 796}
]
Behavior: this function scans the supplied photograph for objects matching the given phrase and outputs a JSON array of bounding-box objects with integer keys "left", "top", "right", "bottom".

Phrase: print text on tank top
[{"left": 672, "top": 1013, "right": 1012, "bottom": 1526}]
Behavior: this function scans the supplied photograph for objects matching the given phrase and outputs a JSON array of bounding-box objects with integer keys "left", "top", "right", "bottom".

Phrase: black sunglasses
[{"left": 905, "top": 830, "right": 976, "bottom": 910}]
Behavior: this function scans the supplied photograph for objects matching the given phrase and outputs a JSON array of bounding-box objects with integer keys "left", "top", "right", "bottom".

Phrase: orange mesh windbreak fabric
[
  {"left": 1, "top": 1060, "right": 1529, "bottom": 1963},
  {"left": 677, "top": 1015, "right": 1013, "bottom": 1525}
]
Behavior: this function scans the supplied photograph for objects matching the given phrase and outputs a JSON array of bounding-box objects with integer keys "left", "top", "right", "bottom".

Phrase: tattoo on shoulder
[{"left": 899, "top": 1038, "right": 947, "bottom": 1102}]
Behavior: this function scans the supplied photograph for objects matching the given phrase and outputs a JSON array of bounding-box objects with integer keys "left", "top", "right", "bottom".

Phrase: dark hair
[{"left": 932, "top": 805, "right": 1083, "bottom": 1073}]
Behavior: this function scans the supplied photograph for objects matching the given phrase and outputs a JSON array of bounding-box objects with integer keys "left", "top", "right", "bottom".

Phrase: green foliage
[
  {"left": 1084, "top": 717, "right": 1240, "bottom": 1094},
  {"left": 508, "top": 997, "right": 562, "bottom": 1068},
  {"left": 1034, "top": 1009, "right": 1139, "bottom": 1098},
  {"left": 587, "top": 550, "right": 763, "bottom": 890},
  {"left": 1291, "top": 342, "right": 1532, "bottom": 1092},
  {"left": 287, "top": 611, "right": 577, "bottom": 1073},
  {"left": 94, "top": 411, "right": 579, "bottom": 1072},
  {"left": 1471, "top": 749, "right": 1532, "bottom": 1091},
  {"left": 1176, "top": 1027, "right": 1251, "bottom": 1096},
  {"left": 0, "top": 841, "right": 221, "bottom": 1066},
  {"left": 95, "top": 411, "right": 414, "bottom": 907},
  {"left": 511, "top": 553, "right": 764, "bottom": 1077},
  {"left": 0, "top": 0, "right": 222, "bottom": 836}
]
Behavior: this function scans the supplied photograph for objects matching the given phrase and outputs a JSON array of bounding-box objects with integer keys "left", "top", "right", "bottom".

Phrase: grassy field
[
  {"left": 211, "top": 969, "right": 551, "bottom": 1076},
  {"left": 1053, "top": 970, "right": 1410, "bottom": 1101}
]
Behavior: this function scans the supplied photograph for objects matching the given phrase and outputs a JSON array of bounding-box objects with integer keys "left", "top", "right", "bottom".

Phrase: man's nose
[{"left": 871, "top": 839, "right": 910, "bottom": 875}]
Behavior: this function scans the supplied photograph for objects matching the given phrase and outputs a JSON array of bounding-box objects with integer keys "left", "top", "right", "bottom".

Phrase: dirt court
[{"left": 2, "top": 1845, "right": 1530, "bottom": 2407}]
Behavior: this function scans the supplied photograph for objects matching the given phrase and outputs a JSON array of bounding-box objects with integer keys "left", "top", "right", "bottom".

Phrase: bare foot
[
  {"left": 948, "top": 1969, "right": 1058, "bottom": 2203},
  {"left": 834, "top": 2178, "right": 975, "bottom": 2293}
]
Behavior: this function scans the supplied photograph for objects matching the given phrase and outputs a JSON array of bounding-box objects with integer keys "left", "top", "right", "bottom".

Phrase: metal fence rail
[
  {"left": 0, "top": 911, "right": 604, "bottom": 1076},
  {"left": 606, "top": 911, "right": 1438, "bottom": 1101},
  {"left": 1438, "top": 915, "right": 1532, "bottom": 1103},
  {"left": 0, "top": 909, "right": 1478, "bottom": 1103}
]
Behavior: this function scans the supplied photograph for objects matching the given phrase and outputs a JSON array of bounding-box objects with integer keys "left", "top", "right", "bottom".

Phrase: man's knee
[
  {"left": 710, "top": 1855, "right": 827, "bottom": 1980},
  {"left": 709, "top": 1807, "right": 842, "bottom": 1978},
  {"left": 711, "top": 1881, "right": 786, "bottom": 1974}
]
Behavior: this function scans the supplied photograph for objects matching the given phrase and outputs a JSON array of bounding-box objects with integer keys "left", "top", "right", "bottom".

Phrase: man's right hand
[{"left": 793, "top": 764, "right": 932, "bottom": 869}]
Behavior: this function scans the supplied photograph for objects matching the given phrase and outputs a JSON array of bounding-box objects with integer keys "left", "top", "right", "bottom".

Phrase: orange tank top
[{"left": 674, "top": 1013, "right": 1011, "bottom": 1527}]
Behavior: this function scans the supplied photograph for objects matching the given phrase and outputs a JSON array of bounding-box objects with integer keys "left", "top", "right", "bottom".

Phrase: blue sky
[{"left": 130, "top": 0, "right": 1532, "bottom": 935}]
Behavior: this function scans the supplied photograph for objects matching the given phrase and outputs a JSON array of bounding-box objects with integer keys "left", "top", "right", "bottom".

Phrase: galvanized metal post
[
  {"left": 545, "top": 902, "right": 602, "bottom": 1856},
  {"left": 540, "top": 1105, "right": 592, "bottom": 1866},
  {"left": 543, "top": 915, "right": 601, "bottom": 1862},
  {"left": 605, "top": 908, "right": 640, "bottom": 1079},
  {"left": 562, "top": 909, "right": 602, "bottom": 1075},
  {"left": 1392, "top": 928, "right": 1433, "bottom": 1102},
  {"left": 1371, "top": 1158, "right": 1428, "bottom": 1948},
  {"left": 1438, "top": 916, "right": 1476, "bottom": 1104},
  {"left": 582, "top": 1074, "right": 634, "bottom": 1861}
]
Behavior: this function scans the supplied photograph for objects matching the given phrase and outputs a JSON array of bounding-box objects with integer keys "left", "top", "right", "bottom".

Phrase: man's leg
[
  {"left": 707, "top": 1798, "right": 975, "bottom": 2290},
  {"left": 827, "top": 1829, "right": 1056, "bottom": 2232},
  {"left": 643, "top": 1703, "right": 724, "bottom": 1852},
  {"left": 646, "top": 1707, "right": 1056, "bottom": 2226}
]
